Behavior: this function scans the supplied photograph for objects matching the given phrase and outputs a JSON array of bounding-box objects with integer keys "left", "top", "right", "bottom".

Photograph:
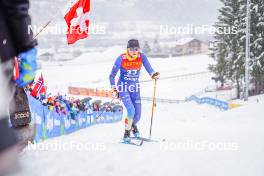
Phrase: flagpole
[
  {"left": 33, "top": 0, "right": 76, "bottom": 39},
  {"left": 33, "top": 13, "right": 60, "bottom": 39}
]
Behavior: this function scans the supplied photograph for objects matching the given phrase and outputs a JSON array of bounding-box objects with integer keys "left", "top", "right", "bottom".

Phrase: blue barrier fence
[
  {"left": 186, "top": 95, "right": 229, "bottom": 111},
  {"left": 27, "top": 95, "right": 123, "bottom": 143}
]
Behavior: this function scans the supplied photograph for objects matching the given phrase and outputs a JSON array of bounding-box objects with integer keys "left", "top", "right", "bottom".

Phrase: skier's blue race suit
[{"left": 109, "top": 52, "right": 155, "bottom": 130}]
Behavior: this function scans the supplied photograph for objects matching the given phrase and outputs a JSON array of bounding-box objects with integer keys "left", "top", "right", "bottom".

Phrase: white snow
[{"left": 12, "top": 49, "right": 264, "bottom": 176}]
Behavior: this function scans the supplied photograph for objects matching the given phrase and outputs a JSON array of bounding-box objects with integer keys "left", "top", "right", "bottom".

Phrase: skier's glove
[
  {"left": 112, "top": 88, "right": 119, "bottom": 99},
  {"left": 15, "top": 48, "right": 37, "bottom": 87},
  {"left": 151, "top": 72, "right": 160, "bottom": 80}
]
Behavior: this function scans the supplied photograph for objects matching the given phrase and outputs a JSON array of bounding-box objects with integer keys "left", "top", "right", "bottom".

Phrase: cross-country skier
[
  {"left": 109, "top": 39, "right": 160, "bottom": 142},
  {"left": 0, "top": 0, "right": 37, "bottom": 174}
]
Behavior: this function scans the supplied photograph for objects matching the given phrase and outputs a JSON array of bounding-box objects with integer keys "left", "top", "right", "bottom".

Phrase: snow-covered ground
[{"left": 12, "top": 50, "right": 264, "bottom": 176}]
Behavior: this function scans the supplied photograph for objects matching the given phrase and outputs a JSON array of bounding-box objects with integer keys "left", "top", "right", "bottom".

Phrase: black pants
[
  {"left": 0, "top": 59, "right": 17, "bottom": 152},
  {"left": 0, "top": 119, "right": 17, "bottom": 151}
]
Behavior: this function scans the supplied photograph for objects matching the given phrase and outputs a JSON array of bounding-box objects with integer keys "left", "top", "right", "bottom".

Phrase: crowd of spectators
[{"left": 25, "top": 87, "right": 123, "bottom": 119}]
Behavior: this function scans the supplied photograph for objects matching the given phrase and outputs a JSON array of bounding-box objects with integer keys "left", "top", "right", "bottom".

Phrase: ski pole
[{"left": 149, "top": 79, "right": 157, "bottom": 139}]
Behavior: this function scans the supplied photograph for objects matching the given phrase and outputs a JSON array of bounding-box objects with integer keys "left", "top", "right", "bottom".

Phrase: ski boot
[
  {"left": 132, "top": 124, "right": 140, "bottom": 138},
  {"left": 123, "top": 130, "right": 131, "bottom": 143}
]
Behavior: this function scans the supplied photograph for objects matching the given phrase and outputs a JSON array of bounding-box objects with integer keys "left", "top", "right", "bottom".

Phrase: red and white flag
[
  {"left": 13, "top": 57, "right": 20, "bottom": 81},
  {"left": 31, "top": 74, "right": 46, "bottom": 97},
  {"left": 64, "top": 0, "right": 91, "bottom": 45}
]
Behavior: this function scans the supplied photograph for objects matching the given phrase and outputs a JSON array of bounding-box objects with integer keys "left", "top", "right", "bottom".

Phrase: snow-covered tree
[
  {"left": 250, "top": 0, "right": 264, "bottom": 93},
  {"left": 211, "top": 0, "right": 264, "bottom": 97},
  {"left": 210, "top": 0, "right": 244, "bottom": 98},
  {"left": 142, "top": 41, "right": 151, "bottom": 54},
  {"left": 209, "top": 41, "right": 228, "bottom": 87},
  {"left": 238, "top": 0, "right": 264, "bottom": 94},
  {"left": 152, "top": 38, "right": 162, "bottom": 53}
]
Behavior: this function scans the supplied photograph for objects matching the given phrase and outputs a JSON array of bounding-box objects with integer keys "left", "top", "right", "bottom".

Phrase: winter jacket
[{"left": 0, "top": 0, "right": 37, "bottom": 62}]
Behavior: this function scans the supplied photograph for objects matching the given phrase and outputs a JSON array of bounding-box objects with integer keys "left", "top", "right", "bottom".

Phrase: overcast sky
[
  {"left": 29, "top": 0, "right": 222, "bottom": 48},
  {"left": 31, "top": 0, "right": 222, "bottom": 26},
  {"left": 90, "top": 0, "right": 222, "bottom": 25}
]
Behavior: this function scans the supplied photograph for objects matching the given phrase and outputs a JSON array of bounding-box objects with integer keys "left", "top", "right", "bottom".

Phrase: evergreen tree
[
  {"left": 239, "top": 0, "right": 264, "bottom": 94},
  {"left": 152, "top": 38, "right": 162, "bottom": 53},
  {"left": 209, "top": 41, "right": 228, "bottom": 87},
  {"left": 250, "top": 0, "right": 264, "bottom": 93},
  {"left": 142, "top": 41, "right": 151, "bottom": 54},
  {"left": 210, "top": 0, "right": 244, "bottom": 98},
  {"left": 211, "top": 0, "right": 264, "bottom": 97}
]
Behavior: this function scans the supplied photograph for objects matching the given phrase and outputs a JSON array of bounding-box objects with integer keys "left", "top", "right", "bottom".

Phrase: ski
[
  {"left": 121, "top": 139, "right": 144, "bottom": 146},
  {"left": 130, "top": 137, "right": 159, "bottom": 143}
]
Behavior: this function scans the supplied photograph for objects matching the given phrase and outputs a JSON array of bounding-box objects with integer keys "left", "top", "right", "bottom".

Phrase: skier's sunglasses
[{"left": 128, "top": 47, "right": 139, "bottom": 52}]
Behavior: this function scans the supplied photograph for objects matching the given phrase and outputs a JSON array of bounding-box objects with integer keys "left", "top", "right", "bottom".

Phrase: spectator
[{"left": 0, "top": 0, "right": 37, "bottom": 174}]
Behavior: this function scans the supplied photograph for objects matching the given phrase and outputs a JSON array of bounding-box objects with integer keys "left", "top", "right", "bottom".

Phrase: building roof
[
  {"left": 160, "top": 38, "right": 197, "bottom": 48},
  {"left": 175, "top": 37, "right": 196, "bottom": 45}
]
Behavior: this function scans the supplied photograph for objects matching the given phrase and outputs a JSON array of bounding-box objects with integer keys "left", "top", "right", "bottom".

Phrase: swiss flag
[
  {"left": 31, "top": 74, "right": 46, "bottom": 98},
  {"left": 64, "top": 0, "right": 91, "bottom": 45}
]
